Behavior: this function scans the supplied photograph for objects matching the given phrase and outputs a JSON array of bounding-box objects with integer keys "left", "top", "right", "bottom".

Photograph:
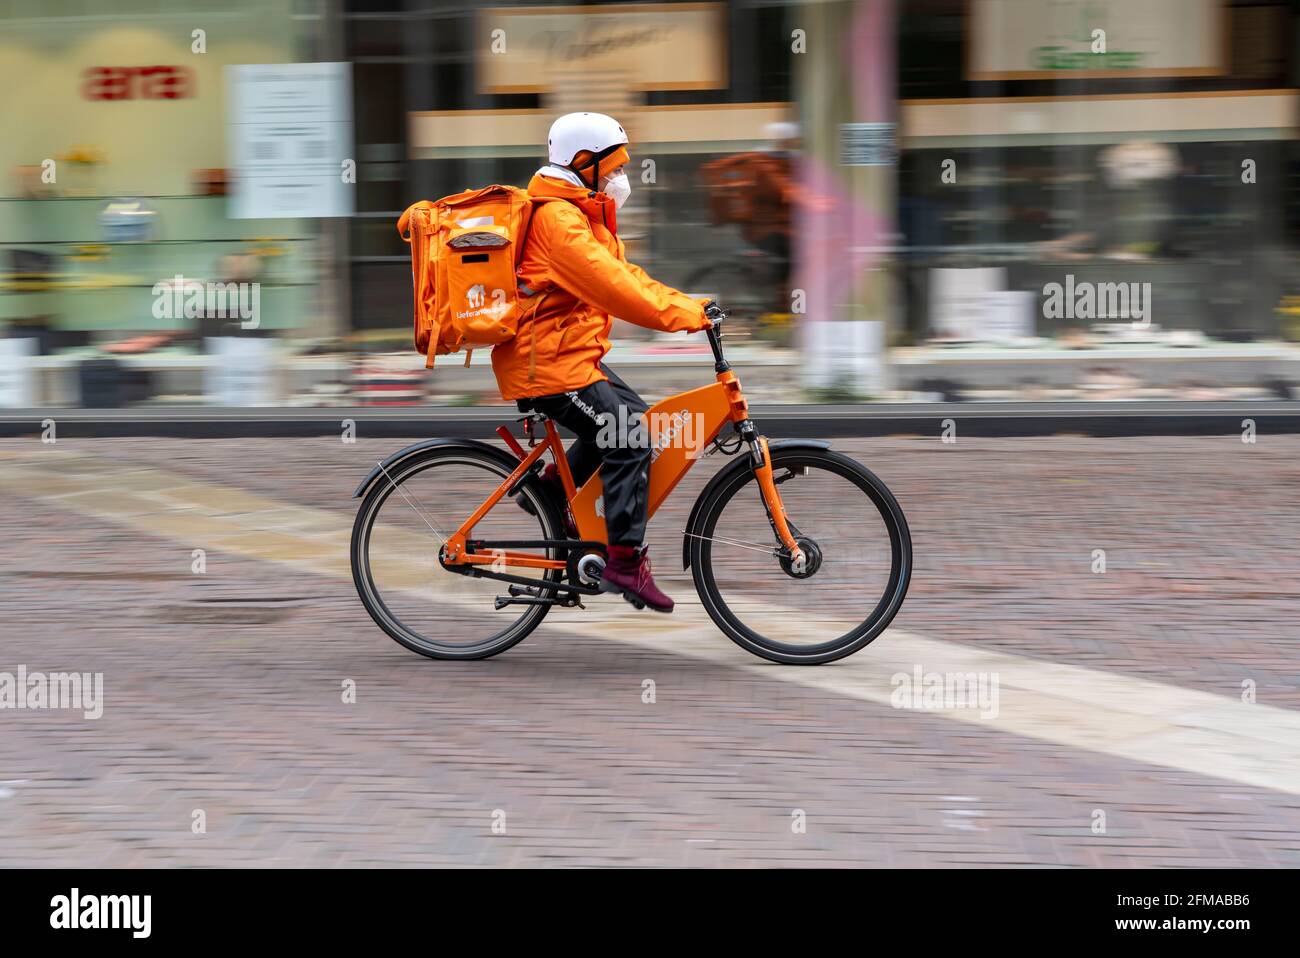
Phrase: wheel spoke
[
  {"left": 376, "top": 458, "right": 447, "bottom": 543},
  {"left": 683, "top": 531, "right": 779, "bottom": 555},
  {"left": 355, "top": 451, "right": 560, "bottom": 660},
  {"left": 688, "top": 450, "right": 911, "bottom": 664}
]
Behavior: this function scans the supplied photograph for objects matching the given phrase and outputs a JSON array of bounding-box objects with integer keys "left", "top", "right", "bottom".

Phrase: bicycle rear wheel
[
  {"left": 688, "top": 447, "right": 911, "bottom": 664},
  {"left": 351, "top": 445, "right": 565, "bottom": 660}
]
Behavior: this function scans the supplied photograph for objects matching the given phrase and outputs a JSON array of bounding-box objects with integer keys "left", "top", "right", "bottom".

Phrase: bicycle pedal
[{"left": 494, "top": 595, "right": 552, "bottom": 609}]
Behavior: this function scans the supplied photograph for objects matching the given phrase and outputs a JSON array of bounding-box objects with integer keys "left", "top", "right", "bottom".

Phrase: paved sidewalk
[{"left": 0, "top": 435, "right": 1297, "bottom": 866}]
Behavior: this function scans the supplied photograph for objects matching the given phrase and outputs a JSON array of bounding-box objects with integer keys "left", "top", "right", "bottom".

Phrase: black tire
[
  {"left": 688, "top": 447, "right": 911, "bottom": 665},
  {"left": 351, "top": 445, "right": 566, "bottom": 660}
]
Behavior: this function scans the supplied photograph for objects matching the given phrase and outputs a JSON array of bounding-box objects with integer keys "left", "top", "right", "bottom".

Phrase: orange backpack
[{"left": 398, "top": 185, "right": 551, "bottom": 367}]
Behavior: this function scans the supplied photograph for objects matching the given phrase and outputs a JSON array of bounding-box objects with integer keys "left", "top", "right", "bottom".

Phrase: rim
[
  {"left": 354, "top": 452, "right": 561, "bottom": 658},
  {"left": 693, "top": 451, "right": 910, "bottom": 662}
]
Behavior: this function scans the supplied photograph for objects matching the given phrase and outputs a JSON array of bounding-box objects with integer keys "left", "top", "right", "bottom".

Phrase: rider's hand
[{"left": 693, "top": 298, "right": 713, "bottom": 331}]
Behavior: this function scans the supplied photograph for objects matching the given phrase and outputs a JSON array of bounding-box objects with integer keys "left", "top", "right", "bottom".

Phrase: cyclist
[
  {"left": 699, "top": 121, "right": 803, "bottom": 310},
  {"left": 497, "top": 112, "right": 714, "bottom": 613}
]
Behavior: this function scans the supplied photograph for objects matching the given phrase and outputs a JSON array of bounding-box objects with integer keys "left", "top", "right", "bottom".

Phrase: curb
[{"left": 1, "top": 402, "right": 1295, "bottom": 439}]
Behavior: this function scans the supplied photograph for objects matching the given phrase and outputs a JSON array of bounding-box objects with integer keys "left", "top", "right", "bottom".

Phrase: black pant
[{"left": 517, "top": 364, "right": 650, "bottom": 546}]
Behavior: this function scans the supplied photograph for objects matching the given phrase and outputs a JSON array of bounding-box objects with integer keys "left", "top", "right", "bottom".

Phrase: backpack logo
[{"left": 399, "top": 185, "right": 537, "bottom": 365}]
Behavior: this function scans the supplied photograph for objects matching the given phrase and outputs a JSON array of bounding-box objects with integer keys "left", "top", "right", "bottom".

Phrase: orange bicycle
[{"left": 350, "top": 312, "right": 911, "bottom": 664}]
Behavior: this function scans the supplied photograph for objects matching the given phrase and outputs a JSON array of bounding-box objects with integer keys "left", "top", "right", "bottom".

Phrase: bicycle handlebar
[{"left": 702, "top": 300, "right": 729, "bottom": 369}]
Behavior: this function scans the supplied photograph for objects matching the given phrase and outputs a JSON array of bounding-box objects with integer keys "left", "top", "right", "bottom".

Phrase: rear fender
[{"left": 352, "top": 437, "right": 520, "bottom": 499}]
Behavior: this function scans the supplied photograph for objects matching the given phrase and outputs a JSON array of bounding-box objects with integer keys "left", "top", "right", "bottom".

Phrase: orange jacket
[{"left": 490, "top": 171, "right": 709, "bottom": 401}]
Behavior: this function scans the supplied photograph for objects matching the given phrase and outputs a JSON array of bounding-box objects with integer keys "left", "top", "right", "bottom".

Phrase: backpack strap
[
  {"left": 516, "top": 195, "right": 559, "bottom": 272},
  {"left": 515, "top": 201, "right": 537, "bottom": 270},
  {"left": 525, "top": 288, "right": 552, "bottom": 384},
  {"left": 517, "top": 196, "right": 559, "bottom": 384},
  {"left": 397, "top": 200, "right": 434, "bottom": 241}
]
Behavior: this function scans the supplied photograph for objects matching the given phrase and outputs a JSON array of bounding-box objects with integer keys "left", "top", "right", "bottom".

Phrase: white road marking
[
  {"left": 4, "top": 449, "right": 1299, "bottom": 796},
  {"left": 564, "top": 607, "right": 1300, "bottom": 796}
]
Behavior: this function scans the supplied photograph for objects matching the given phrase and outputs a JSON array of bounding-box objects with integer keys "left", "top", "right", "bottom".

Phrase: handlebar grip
[{"left": 703, "top": 300, "right": 728, "bottom": 323}]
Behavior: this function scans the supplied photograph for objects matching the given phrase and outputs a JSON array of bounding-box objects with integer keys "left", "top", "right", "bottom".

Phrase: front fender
[
  {"left": 352, "top": 437, "right": 517, "bottom": 498},
  {"left": 681, "top": 438, "right": 831, "bottom": 569}
]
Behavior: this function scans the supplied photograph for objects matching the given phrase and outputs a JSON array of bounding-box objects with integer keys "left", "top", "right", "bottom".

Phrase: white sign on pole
[
  {"left": 840, "top": 123, "right": 897, "bottom": 167},
  {"left": 0, "top": 338, "right": 38, "bottom": 408},
  {"left": 204, "top": 337, "right": 275, "bottom": 406},
  {"left": 226, "top": 62, "right": 354, "bottom": 219}
]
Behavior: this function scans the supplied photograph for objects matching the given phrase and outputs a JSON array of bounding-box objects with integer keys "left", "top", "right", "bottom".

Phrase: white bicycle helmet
[{"left": 547, "top": 112, "right": 629, "bottom": 188}]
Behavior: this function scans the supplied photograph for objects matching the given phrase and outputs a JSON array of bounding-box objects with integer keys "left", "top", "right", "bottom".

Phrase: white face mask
[{"left": 600, "top": 171, "right": 631, "bottom": 210}]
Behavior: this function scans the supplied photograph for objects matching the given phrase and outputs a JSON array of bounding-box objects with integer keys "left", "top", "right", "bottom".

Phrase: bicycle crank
[{"left": 494, "top": 584, "right": 584, "bottom": 610}]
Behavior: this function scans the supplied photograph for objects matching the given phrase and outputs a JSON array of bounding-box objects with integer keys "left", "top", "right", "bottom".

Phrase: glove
[{"left": 693, "top": 298, "right": 714, "bottom": 332}]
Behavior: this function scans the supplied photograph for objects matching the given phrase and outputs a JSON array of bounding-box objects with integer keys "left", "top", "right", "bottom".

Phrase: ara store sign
[{"left": 225, "top": 62, "right": 354, "bottom": 219}]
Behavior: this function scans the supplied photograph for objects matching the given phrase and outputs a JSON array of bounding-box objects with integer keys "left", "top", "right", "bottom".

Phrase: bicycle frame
[{"left": 440, "top": 325, "right": 804, "bottom": 581}]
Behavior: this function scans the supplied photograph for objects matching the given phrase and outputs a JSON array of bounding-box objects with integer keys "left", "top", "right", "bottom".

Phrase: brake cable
[{"left": 708, "top": 431, "right": 743, "bottom": 456}]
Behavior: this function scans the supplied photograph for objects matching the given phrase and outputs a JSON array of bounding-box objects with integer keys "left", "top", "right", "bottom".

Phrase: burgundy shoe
[
  {"left": 516, "top": 463, "right": 577, "bottom": 538},
  {"left": 600, "top": 545, "right": 674, "bottom": 613}
]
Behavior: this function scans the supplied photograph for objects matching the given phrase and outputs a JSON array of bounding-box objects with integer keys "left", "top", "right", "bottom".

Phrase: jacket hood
[
  {"left": 534, "top": 164, "right": 586, "bottom": 188},
  {"left": 528, "top": 170, "right": 617, "bottom": 232}
]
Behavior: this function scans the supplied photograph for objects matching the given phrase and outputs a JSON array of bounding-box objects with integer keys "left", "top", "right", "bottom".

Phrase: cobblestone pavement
[{"left": 0, "top": 432, "right": 1298, "bottom": 867}]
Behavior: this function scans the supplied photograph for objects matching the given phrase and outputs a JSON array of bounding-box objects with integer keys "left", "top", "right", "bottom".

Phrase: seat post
[
  {"left": 518, "top": 411, "right": 546, "bottom": 446},
  {"left": 542, "top": 418, "right": 577, "bottom": 500}
]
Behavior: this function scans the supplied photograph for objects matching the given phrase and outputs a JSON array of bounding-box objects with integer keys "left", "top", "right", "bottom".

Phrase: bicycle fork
[{"left": 739, "top": 425, "right": 806, "bottom": 571}]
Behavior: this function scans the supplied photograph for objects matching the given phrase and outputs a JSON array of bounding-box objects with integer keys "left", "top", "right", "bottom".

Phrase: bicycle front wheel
[{"left": 688, "top": 447, "right": 911, "bottom": 664}]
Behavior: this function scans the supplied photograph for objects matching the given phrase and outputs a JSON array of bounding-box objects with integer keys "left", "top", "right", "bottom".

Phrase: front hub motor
[{"left": 779, "top": 537, "right": 822, "bottom": 579}]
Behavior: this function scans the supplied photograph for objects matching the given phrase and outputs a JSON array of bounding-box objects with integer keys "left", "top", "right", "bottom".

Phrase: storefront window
[{"left": 4, "top": 0, "right": 1298, "bottom": 408}]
